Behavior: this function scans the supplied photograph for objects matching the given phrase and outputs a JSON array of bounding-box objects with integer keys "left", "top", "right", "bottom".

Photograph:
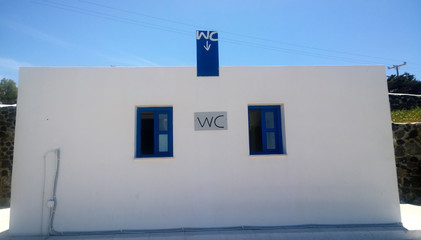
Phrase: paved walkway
[
  {"left": 401, "top": 204, "right": 421, "bottom": 231},
  {"left": 0, "top": 209, "right": 9, "bottom": 234},
  {"left": 0, "top": 205, "right": 420, "bottom": 239}
]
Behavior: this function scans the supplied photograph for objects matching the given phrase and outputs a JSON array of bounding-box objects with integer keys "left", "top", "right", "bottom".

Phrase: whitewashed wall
[{"left": 10, "top": 66, "right": 400, "bottom": 235}]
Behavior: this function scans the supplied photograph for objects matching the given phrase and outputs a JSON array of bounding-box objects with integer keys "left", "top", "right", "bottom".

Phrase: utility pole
[{"left": 388, "top": 62, "right": 406, "bottom": 76}]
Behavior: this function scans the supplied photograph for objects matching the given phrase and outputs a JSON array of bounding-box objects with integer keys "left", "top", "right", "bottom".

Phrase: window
[
  {"left": 136, "top": 107, "right": 173, "bottom": 158},
  {"left": 248, "top": 105, "right": 284, "bottom": 155}
]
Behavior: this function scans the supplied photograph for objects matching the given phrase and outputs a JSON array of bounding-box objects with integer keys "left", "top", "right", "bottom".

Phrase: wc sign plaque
[
  {"left": 194, "top": 112, "right": 227, "bottom": 130},
  {"left": 196, "top": 30, "right": 219, "bottom": 77}
]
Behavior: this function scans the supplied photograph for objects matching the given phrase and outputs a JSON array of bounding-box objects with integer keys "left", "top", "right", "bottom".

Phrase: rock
[{"left": 404, "top": 141, "right": 421, "bottom": 155}]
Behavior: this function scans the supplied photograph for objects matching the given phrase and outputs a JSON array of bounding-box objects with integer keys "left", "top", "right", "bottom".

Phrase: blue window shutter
[
  {"left": 248, "top": 105, "right": 284, "bottom": 155},
  {"left": 136, "top": 107, "right": 173, "bottom": 158}
]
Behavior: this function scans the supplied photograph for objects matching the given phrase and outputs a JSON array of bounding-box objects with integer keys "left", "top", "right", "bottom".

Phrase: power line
[
  {"left": 79, "top": 0, "right": 199, "bottom": 29},
  {"left": 33, "top": 0, "right": 192, "bottom": 36},
  {"left": 78, "top": 0, "right": 413, "bottom": 66},
  {"left": 220, "top": 37, "right": 385, "bottom": 65},
  {"left": 32, "top": 0, "right": 419, "bottom": 68}
]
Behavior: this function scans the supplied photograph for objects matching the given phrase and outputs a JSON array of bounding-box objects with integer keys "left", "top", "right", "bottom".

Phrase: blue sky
[{"left": 1, "top": 0, "right": 420, "bottom": 83}]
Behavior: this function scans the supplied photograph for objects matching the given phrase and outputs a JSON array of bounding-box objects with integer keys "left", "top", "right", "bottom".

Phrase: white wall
[{"left": 10, "top": 66, "right": 400, "bottom": 235}]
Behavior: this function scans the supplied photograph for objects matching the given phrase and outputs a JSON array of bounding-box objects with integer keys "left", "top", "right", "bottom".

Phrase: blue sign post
[{"left": 196, "top": 30, "right": 219, "bottom": 77}]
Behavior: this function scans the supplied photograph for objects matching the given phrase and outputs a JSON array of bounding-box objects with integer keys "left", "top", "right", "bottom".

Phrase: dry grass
[{"left": 391, "top": 108, "right": 421, "bottom": 123}]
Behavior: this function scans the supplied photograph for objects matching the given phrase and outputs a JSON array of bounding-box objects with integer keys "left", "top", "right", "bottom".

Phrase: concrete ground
[
  {"left": 0, "top": 209, "right": 9, "bottom": 234},
  {"left": 401, "top": 204, "right": 421, "bottom": 231},
  {"left": 0, "top": 205, "right": 420, "bottom": 240}
]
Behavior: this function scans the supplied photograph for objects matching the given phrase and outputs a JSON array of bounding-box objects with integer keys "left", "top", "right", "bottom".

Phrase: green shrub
[{"left": 391, "top": 108, "right": 421, "bottom": 123}]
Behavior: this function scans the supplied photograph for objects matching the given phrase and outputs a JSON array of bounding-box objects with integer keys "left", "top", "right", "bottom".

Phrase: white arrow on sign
[{"left": 203, "top": 41, "right": 211, "bottom": 51}]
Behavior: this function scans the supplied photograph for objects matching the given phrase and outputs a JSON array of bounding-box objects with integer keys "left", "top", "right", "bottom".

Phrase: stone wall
[
  {"left": 392, "top": 123, "right": 421, "bottom": 204},
  {"left": 0, "top": 106, "right": 16, "bottom": 207},
  {"left": 389, "top": 93, "right": 421, "bottom": 111},
  {"left": 389, "top": 93, "right": 421, "bottom": 204}
]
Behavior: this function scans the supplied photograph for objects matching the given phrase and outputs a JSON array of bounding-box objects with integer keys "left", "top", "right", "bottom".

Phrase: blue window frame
[
  {"left": 248, "top": 105, "right": 284, "bottom": 155},
  {"left": 136, "top": 107, "right": 173, "bottom": 158}
]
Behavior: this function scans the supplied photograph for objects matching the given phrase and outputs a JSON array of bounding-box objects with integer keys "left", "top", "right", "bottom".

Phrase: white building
[{"left": 10, "top": 66, "right": 400, "bottom": 236}]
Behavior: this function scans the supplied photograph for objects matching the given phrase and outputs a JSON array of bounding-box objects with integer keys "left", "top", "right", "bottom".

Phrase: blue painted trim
[
  {"left": 136, "top": 107, "right": 173, "bottom": 158},
  {"left": 196, "top": 30, "right": 219, "bottom": 77},
  {"left": 248, "top": 105, "right": 284, "bottom": 155}
]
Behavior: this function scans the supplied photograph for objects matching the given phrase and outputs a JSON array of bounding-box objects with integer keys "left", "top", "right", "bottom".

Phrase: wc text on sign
[{"left": 194, "top": 112, "right": 227, "bottom": 130}]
